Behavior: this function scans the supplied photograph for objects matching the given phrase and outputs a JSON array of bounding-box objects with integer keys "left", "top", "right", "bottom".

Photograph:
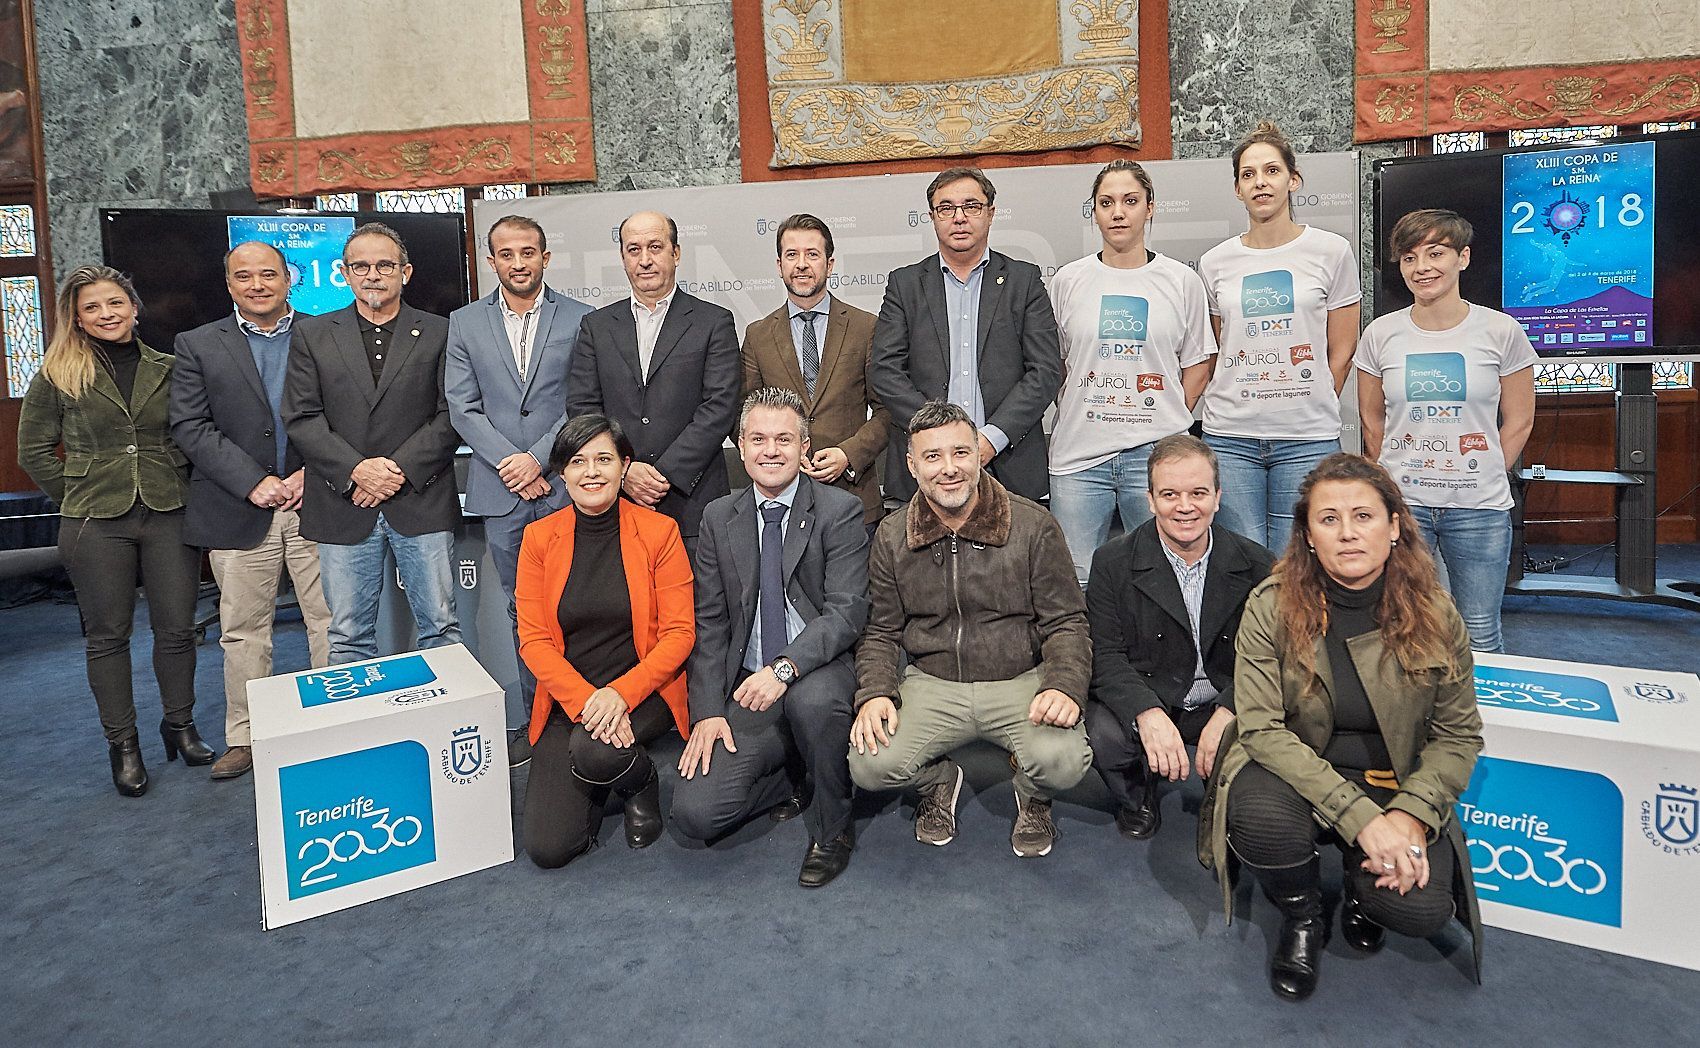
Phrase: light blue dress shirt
[
  {"left": 939, "top": 252, "right": 1008, "bottom": 453},
  {"left": 785, "top": 296, "right": 831, "bottom": 380},
  {"left": 1160, "top": 531, "right": 1218, "bottom": 710},
  {"left": 743, "top": 475, "right": 808, "bottom": 673}
]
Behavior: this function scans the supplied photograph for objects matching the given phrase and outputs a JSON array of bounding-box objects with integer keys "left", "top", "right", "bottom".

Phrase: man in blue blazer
[{"left": 446, "top": 215, "right": 592, "bottom": 766}]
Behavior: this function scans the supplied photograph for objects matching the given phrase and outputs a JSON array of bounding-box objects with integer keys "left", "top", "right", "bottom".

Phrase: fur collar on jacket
[{"left": 905, "top": 472, "right": 1011, "bottom": 550}]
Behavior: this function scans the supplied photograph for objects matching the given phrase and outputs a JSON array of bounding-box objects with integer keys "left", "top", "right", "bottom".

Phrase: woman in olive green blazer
[
  {"left": 17, "top": 265, "right": 212, "bottom": 797},
  {"left": 1198, "top": 453, "right": 1483, "bottom": 1000}
]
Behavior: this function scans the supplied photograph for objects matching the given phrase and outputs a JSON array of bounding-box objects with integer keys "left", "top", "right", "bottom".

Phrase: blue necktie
[{"left": 759, "top": 501, "right": 788, "bottom": 665}]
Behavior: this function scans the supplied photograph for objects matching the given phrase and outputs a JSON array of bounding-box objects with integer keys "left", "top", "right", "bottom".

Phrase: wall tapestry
[
  {"left": 742, "top": 0, "right": 1166, "bottom": 176},
  {"left": 1355, "top": 0, "right": 1700, "bottom": 142},
  {"left": 234, "top": 0, "right": 596, "bottom": 196}
]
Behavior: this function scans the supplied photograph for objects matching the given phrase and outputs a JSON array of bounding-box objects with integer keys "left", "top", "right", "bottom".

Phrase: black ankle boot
[
  {"left": 109, "top": 736, "right": 149, "bottom": 797},
  {"left": 1254, "top": 855, "right": 1329, "bottom": 1001},
  {"left": 1340, "top": 885, "right": 1386, "bottom": 953},
  {"left": 160, "top": 719, "right": 216, "bottom": 766},
  {"left": 621, "top": 761, "right": 663, "bottom": 849}
]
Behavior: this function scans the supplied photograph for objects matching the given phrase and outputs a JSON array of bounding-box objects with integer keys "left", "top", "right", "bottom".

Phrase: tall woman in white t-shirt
[
  {"left": 1197, "top": 121, "right": 1362, "bottom": 555},
  {"left": 1048, "top": 160, "right": 1215, "bottom": 585},
  {"left": 1357, "top": 209, "right": 1536, "bottom": 652}
]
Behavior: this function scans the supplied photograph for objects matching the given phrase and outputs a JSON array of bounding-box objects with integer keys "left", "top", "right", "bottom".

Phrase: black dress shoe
[
  {"left": 1340, "top": 889, "right": 1386, "bottom": 953},
  {"left": 622, "top": 763, "right": 664, "bottom": 849},
  {"left": 769, "top": 788, "right": 811, "bottom": 822},
  {"left": 1115, "top": 769, "right": 1162, "bottom": 839},
  {"left": 159, "top": 719, "right": 216, "bottom": 766},
  {"left": 109, "top": 737, "right": 149, "bottom": 797},
  {"left": 508, "top": 732, "right": 532, "bottom": 769},
  {"left": 798, "top": 832, "right": 853, "bottom": 888}
]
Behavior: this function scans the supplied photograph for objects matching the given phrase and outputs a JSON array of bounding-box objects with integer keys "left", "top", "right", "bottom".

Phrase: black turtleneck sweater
[
  {"left": 557, "top": 503, "right": 637, "bottom": 691},
  {"left": 91, "top": 336, "right": 140, "bottom": 404},
  {"left": 1320, "top": 573, "right": 1393, "bottom": 773}
]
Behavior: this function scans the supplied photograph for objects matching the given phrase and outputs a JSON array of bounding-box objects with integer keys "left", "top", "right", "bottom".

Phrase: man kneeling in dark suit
[
  {"left": 672, "top": 388, "right": 869, "bottom": 887},
  {"left": 1085, "top": 434, "right": 1275, "bottom": 839}
]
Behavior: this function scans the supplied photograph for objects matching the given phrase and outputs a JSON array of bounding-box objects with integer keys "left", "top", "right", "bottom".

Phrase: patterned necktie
[
  {"left": 759, "top": 500, "right": 788, "bottom": 665},
  {"left": 797, "top": 311, "right": 821, "bottom": 396}
]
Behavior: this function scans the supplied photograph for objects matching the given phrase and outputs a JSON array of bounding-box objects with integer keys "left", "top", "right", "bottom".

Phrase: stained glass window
[
  {"left": 1534, "top": 361, "right": 1615, "bottom": 393},
  {"left": 1642, "top": 121, "right": 1696, "bottom": 134},
  {"left": 375, "top": 189, "right": 465, "bottom": 213},
  {"left": 0, "top": 205, "right": 35, "bottom": 257},
  {"left": 481, "top": 183, "right": 528, "bottom": 201},
  {"left": 1509, "top": 125, "right": 1618, "bottom": 146},
  {"left": 1433, "top": 132, "right": 1486, "bottom": 154},
  {"left": 316, "top": 193, "right": 357, "bottom": 211},
  {"left": 2, "top": 275, "right": 45, "bottom": 396},
  {"left": 1651, "top": 361, "right": 1694, "bottom": 390}
]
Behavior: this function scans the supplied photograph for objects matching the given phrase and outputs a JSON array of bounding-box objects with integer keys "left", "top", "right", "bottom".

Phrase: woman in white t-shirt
[
  {"left": 1048, "top": 160, "right": 1215, "bottom": 585},
  {"left": 1197, "top": 121, "right": 1362, "bottom": 556},
  {"left": 1358, "top": 209, "right": 1536, "bottom": 652}
]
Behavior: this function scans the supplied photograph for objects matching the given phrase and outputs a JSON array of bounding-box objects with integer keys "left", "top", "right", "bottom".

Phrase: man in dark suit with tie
[
  {"left": 870, "top": 167, "right": 1062, "bottom": 504},
  {"left": 1085, "top": 434, "right": 1275, "bottom": 839},
  {"left": 169, "top": 240, "right": 333, "bottom": 780},
  {"left": 447, "top": 214, "right": 592, "bottom": 766},
  {"left": 564, "top": 210, "right": 740, "bottom": 552},
  {"left": 672, "top": 387, "right": 868, "bottom": 887},
  {"left": 740, "top": 214, "right": 888, "bottom": 527},
  {"left": 283, "top": 222, "right": 463, "bottom": 664}
]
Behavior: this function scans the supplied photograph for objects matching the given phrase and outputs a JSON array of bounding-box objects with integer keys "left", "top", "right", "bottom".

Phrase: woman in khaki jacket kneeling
[{"left": 1198, "top": 453, "right": 1484, "bottom": 1001}]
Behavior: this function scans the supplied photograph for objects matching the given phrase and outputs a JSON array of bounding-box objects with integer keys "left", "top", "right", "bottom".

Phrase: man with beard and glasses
[
  {"left": 447, "top": 215, "right": 593, "bottom": 767},
  {"left": 284, "top": 222, "right": 462, "bottom": 663}
]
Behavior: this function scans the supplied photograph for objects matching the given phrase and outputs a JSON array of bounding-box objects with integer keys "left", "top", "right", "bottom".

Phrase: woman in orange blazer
[{"left": 515, "top": 414, "right": 695, "bottom": 868}]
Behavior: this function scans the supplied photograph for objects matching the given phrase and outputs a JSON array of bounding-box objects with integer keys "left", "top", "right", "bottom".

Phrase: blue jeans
[
  {"left": 317, "top": 514, "right": 462, "bottom": 665},
  {"left": 1410, "top": 505, "right": 1511, "bottom": 653},
  {"left": 1050, "top": 450, "right": 1153, "bottom": 587},
  {"left": 1204, "top": 434, "right": 1340, "bottom": 556}
]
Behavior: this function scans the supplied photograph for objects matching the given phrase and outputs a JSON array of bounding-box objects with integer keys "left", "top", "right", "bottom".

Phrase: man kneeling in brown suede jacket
[{"left": 848, "top": 401, "right": 1093, "bottom": 857}]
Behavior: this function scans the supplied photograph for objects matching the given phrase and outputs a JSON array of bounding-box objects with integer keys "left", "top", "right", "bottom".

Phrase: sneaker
[
  {"left": 1011, "top": 787, "right": 1057, "bottom": 858},
  {"left": 914, "top": 762, "right": 964, "bottom": 846}
]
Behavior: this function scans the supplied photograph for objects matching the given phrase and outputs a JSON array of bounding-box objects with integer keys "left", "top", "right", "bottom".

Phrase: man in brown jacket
[
  {"left": 849, "top": 401, "right": 1093, "bottom": 858},
  {"left": 741, "top": 214, "right": 888, "bottom": 526}
]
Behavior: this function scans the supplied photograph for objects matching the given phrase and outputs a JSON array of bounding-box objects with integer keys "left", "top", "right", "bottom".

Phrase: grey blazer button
[
  {"left": 520, "top": 409, "right": 530, "bottom": 417},
  {"left": 641, "top": 417, "right": 651, "bottom": 424},
  {"left": 124, "top": 444, "right": 137, "bottom": 454}
]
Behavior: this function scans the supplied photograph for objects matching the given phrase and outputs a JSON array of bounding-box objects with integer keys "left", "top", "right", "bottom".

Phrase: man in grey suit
[
  {"left": 564, "top": 210, "right": 740, "bottom": 551},
  {"left": 283, "top": 222, "right": 462, "bottom": 664},
  {"left": 672, "top": 387, "right": 868, "bottom": 887},
  {"left": 169, "top": 240, "right": 332, "bottom": 780},
  {"left": 870, "top": 167, "right": 1062, "bottom": 504},
  {"left": 446, "top": 214, "right": 592, "bottom": 767}
]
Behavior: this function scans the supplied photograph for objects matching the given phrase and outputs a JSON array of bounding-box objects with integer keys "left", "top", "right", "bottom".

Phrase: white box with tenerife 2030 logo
[
  {"left": 250, "top": 644, "right": 514, "bottom": 930},
  {"left": 1459, "top": 652, "right": 1700, "bottom": 971}
]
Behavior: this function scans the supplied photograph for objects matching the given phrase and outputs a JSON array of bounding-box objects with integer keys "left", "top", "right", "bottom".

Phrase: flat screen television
[
  {"left": 99, "top": 208, "right": 470, "bottom": 351},
  {"left": 1372, "top": 127, "right": 1700, "bottom": 363}
]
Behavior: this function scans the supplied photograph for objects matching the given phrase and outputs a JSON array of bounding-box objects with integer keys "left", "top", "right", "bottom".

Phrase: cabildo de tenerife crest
[
  {"left": 249, "top": 644, "right": 514, "bottom": 929},
  {"left": 1462, "top": 652, "right": 1700, "bottom": 971}
]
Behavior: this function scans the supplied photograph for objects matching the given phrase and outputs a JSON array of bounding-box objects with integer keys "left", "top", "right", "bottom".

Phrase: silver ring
[
  {"left": 1408, "top": 845, "right": 1424, "bottom": 858},
  {"left": 1381, "top": 861, "right": 1395, "bottom": 870}
]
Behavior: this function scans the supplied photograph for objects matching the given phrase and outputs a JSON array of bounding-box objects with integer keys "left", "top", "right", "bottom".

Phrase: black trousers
[
  {"left": 1227, "top": 761, "right": 1458, "bottom": 938},
  {"left": 670, "top": 660, "right": 856, "bottom": 845},
  {"left": 58, "top": 505, "right": 200, "bottom": 743},
  {"left": 1086, "top": 699, "right": 1221, "bottom": 809},
  {"left": 523, "top": 694, "right": 674, "bottom": 869}
]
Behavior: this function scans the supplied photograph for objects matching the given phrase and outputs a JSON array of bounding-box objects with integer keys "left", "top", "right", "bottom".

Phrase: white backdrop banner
[{"left": 470, "top": 152, "right": 1362, "bottom": 435}]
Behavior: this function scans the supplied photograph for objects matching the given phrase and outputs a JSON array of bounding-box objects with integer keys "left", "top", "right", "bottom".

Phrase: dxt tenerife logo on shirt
[
  {"left": 1459, "top": 757, "right": 1622, "bottom": 927},
  {"left": 280, "top": 741, "right": 437, "bottom": 900},
  {"left": 1405, "top": 352, "right": 1466, "bottom": 403},
  {"left": 296, "top": 654, "right": 439, "bottom": 708},
  {"left": 1096, "top": 295, "right": 1149, "bottom": 357},
  {"left": 1473, "top": 665, "right": 1618, "bottom": 722},
  {"left": 1239, "top": 270, "right": 1294, "bottom": 329}
]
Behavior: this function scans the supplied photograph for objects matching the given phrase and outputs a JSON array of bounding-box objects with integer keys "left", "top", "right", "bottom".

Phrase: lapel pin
[
  {"left": 996, "top": 276, "right": 1004, "bottom": 285},
  {"left": 410, "top": 329, "right": 420, "bottom": 336}
]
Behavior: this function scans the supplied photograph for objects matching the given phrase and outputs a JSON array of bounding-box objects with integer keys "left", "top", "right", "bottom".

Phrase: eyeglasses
[
  {"left": 344, "top": 260, "right": 402, "bottom": 276},
  {"left": 931, "top": 201, "right": 988, "bottom": 219}
]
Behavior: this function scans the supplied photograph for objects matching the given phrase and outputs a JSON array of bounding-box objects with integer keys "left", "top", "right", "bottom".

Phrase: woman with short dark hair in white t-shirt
[
  {"left": 1197, "top": 121, "right": 1363, "bottom": 556},
  {"left": 1048, "top": 160, "right": 1215, "bottom": 586},
  {"left": 1357, "top": 209, "right": 1536, "bottom": 652}
]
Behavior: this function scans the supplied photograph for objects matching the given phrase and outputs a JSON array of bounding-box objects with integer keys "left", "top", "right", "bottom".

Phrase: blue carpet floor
[{"left": 3, "top": 546, "right": 1698, "bottom": 1047}]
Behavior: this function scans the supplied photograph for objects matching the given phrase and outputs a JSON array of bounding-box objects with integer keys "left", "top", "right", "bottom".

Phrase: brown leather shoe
[{"left": 210, "top": 745, "right": 253, "bottom": 780}]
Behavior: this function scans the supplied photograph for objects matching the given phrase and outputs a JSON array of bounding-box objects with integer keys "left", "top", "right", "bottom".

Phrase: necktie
[
  {"left": 759, "top": 500, "right": 788, "bottom": 665},
  {"left": 797, "top": 311, "right": 820, "bottom": 396}
]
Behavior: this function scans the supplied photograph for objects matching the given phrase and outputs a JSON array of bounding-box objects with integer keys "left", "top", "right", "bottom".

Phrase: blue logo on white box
[
  {"left": 296, "top": 654, "right": 438, "bottom": 708},
  {"left": 1473, "top": 665, "right": 1617, "bottom": 722},
  {"left": 1239, "top": 270, "right": 1293, "bottom": 319},
  {"left": 1459, "top": 757, "right": 1622, "bottom": 927},
  {"left": 1097, "top": 295, "right": 1149, "bottom": 348},
  {"left": 1406, "top": 352, "right": 1466, "bottom": 402},
  {"left": 280, "top": 741, "right": 437, "bottom": 900}
]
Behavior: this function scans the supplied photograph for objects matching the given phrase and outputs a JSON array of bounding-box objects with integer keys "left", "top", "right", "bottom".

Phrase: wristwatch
[{"left": 768, "top": 657, "right": 799, "bottom": 685}]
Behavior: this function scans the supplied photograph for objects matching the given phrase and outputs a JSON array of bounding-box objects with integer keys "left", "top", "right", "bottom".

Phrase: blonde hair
[{"left": 41, "top": 266, "right": 141, "bottom": 400}]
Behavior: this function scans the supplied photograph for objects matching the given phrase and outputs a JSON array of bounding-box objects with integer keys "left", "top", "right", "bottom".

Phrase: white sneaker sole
[
  {"left": 1012, "top": 782, "right": 1054, "bottom": 857},
  {"left": 916, "top": 764, "right": 964, "bottom": 846}
]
